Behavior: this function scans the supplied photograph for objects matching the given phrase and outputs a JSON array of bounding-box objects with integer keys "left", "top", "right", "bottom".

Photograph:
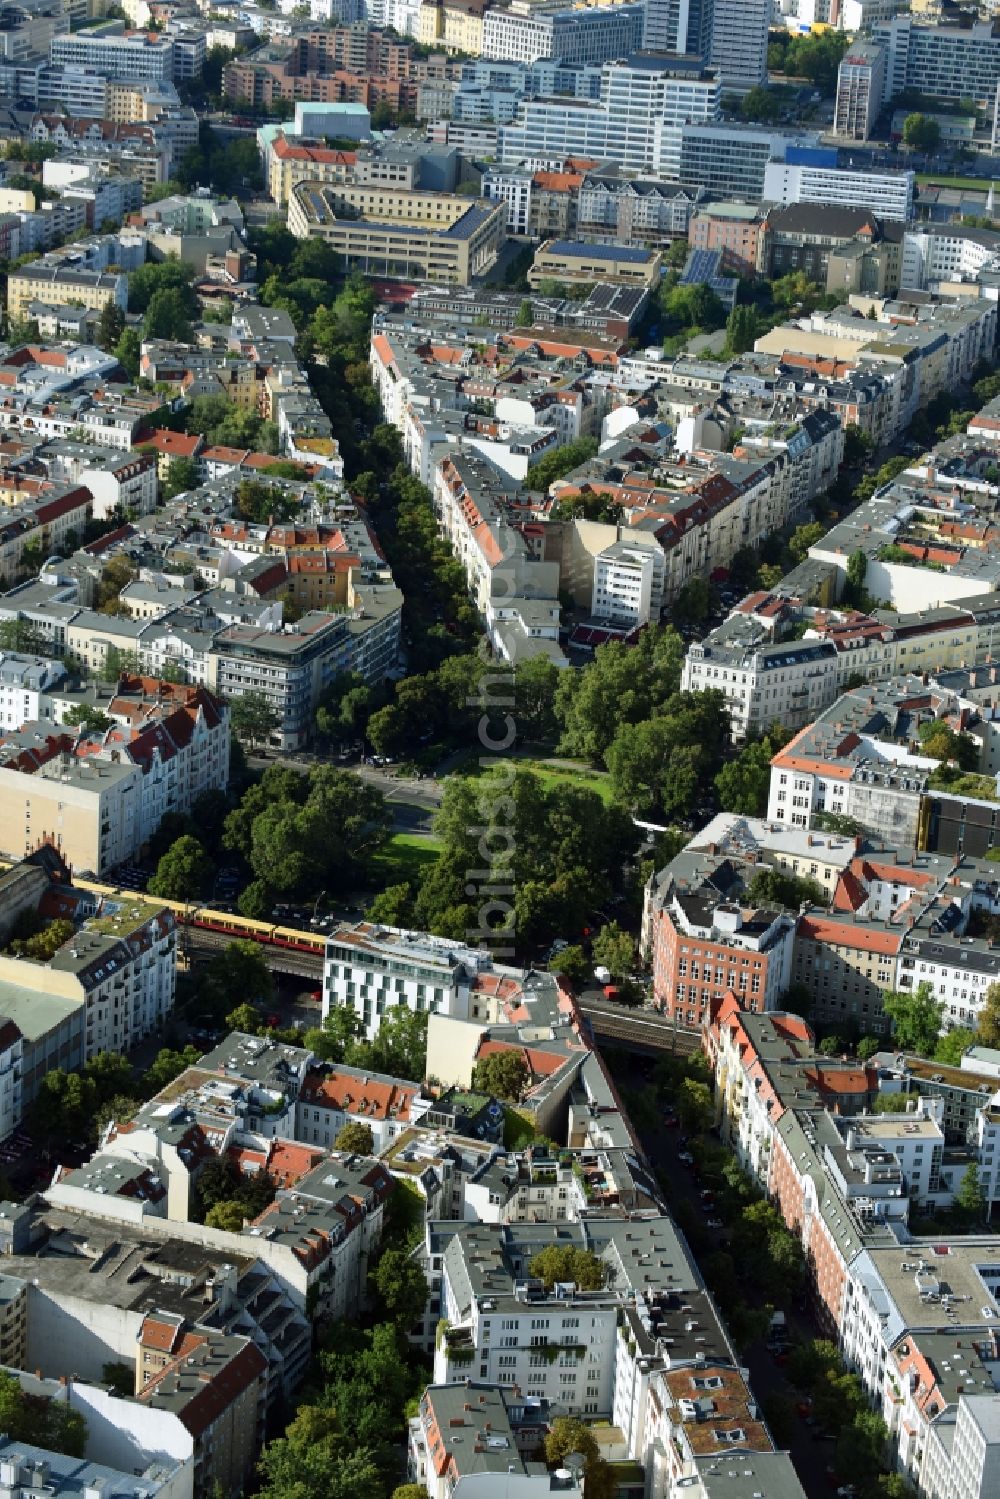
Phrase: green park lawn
[
  {"left": 916, "top": 173, "right": 999, "bottom": 193},
  {"left": 371, "top": 831, "right": 442, "bottom": 885},
  {"left": 452, "top": 753, "right": 615, "bottom": 804}
]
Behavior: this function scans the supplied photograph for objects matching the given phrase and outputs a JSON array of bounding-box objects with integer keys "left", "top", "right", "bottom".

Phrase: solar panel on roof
[{"left": 547, "top": 240, "right": 655, "bottom": 264}]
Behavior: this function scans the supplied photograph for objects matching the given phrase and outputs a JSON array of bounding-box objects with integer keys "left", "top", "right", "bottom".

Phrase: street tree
[
  {"left": 677, "top": 1077, "right": 713, "bottom": 1134},
  {"left": 229, "top": 691, "right": 279, "bottom": 747},
  {"left": 225, "top": 1002, "right": 267, "bottom": 1035},
  {"left": 549, "top": 944, "right": 590, "bottom": 988},
  {"left": 836, "top": 1409, "right": 887, "bottom": 1490},
  {"left": 902, "top": 112, "right": 941, "bottom": 153},
  {"left": 591, "top": 921, "right": 636, "bottom": 980},
  {"left": 672, "top": 575, "right": 713, "bottom": 625},
  {"left": 740, "top": 85, "right": 781, "bottom": 123},
  {"left": 207, "top": 940, "right": 273, "bottom": 1015},
  {"left": 715, "top": 733, "right": 783, "bottom": 816},
  {"left": 148, "top": 834, "right": 214, "bottom": 902},
  {"left": 367, "top": 883, "right": 415, "bottom": 928},
  {"left": 255, "top": 1402, "right": 382, "bottom": 1499}
]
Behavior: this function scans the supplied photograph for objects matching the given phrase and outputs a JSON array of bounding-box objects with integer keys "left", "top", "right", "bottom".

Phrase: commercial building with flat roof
[
  {"left": 50, "top": 25, "right": 175, "bottom": 82},
  {"left": 763, "top": 151, "right": 915, "bottom": 223},
  {"left": 528, "top": 238, "right": 662, "bottom": 289},
  {"left": 287, "top": 181, "right": 503, "bottom": 284},
  {"left": 873, "top": 16, "right": 1000, "bottom": 108},
  {"left": 481, "top": 2, "right": 645, "bottom": 65}
]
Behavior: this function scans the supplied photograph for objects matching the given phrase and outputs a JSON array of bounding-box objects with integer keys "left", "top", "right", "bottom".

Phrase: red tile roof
[
  {"left": 145, "top": 429, "right": 203, "bottom": 459},
  {"left": 140, "top": 1314, "right": 185, "bottom": 1355},
  {"left": 299, "top": 1069, "right": 417, "bottom": 1122},
  {"left": 266, "top": 1139, "right": 323, "bottom": 1188}
]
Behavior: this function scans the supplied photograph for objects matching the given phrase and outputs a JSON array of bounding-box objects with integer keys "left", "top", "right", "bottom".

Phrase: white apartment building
[
  {"left": 970, "top": 1099, "right": 1000, "bottom": 1210},
  {"left": 763, "top": 157, "right": 914, "bottom": 222},
  {"left": 209, "top": 610, "right": 393, "bottom": 751},
  {"left": 499, "top": 57, "right": 720, "bottom": 176},
  {"left": 591, "top": 540, "right": 660, "bottom": 626},
  {"left": 429, "top": 1214, "right": 737, "bottom": 1428},
  {"left": 765, "top": 742, "right": 933, "bottom": 835},
  {"left": 483, "top": 168, "right": 532, "bottom": 235},
  {"left": 924, "top": 1393, "right": 1000, "bottom": 1499},
  {"left": 0, "top": 1022, "right": 23, "bottom": 1144},
  {"left": 872, "top": 17, "right": 1000, "bottom": 110},
  {"left": 323, "top": 922, "right": 496, "bottom": 1039},
  {"left": 840, "top": 1241, "right": 1000, "bottom": 1498},
  {"left": 901, "top": 226, "right": 1000, "bottom": 291},
  {"left": 896, "top": 935, "right": 1000, "bottom": 1037},
  {"left": 432, "top": 449, "right": 566, "bottom": 667},
  {"left": 56, "top": 448, "right": 157, "bottom": 521},
  {"left": 840, "top": 1108, "right": 946, "bottom": 1205},
  {"left": 0, "top": 653, "right": 66, "bottom": 732},
  {"left": 431, "top": 1229, "right": 615, "bottom": 1415},
  {"left": 682, "top": 635, "right": 839, "bottom": 741}
]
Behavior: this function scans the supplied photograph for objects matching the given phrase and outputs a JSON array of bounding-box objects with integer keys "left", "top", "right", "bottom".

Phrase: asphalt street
[
  {"left": 609, "top": 1047, "right": 839, "bottom": 1499},
  {"left": 247, "top": 753, "right": 442, "bottom": 831}
]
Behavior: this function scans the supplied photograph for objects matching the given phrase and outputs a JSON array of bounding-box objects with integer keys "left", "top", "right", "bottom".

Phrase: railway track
[
  {"left": 179, "top": 917, "right": 693, "bottom": 1054},
  {"left": 182, "top": 925, "right": 324, "bottom": 978},
  {"left": 578, "top": 1001, "right": 701, "bottom": 1054}
]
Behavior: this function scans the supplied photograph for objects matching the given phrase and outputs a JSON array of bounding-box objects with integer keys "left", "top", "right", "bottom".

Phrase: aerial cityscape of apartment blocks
[{"left": 0, "top": 3, "right": 998, "bottom": 1499}]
